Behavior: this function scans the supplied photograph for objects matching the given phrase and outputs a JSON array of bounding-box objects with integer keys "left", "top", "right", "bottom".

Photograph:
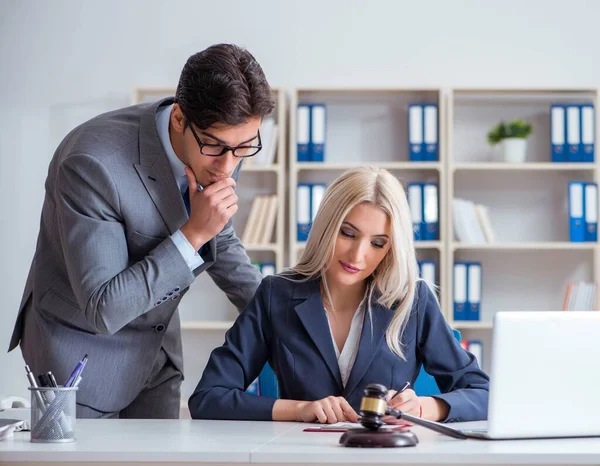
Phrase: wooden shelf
[
  {"left": 181, "top": 321, "right": 234, "bottom": 330},
  {"left": 452, "top": 242, "right": 597, "bottom": 251},
  {"left": 452, "top": 88, "right": 597, "bottom": 103},
  {"left": 296, "top": 162, "right": 441, "bottom": 171},
  {"left": 241, "top": 164, "right": 281, "bottom": 172},
  {"left": 243, "top": 244, "right": 280, "bottom": 252},
  {"left": 415, "top": 241, "right": 443, "bottom": 250},
  {"left": 453, "top": 162, "right": 596, "bottom": 172},
  {"left": 453, "top": 321, "right": 493, "bottom": 330}
]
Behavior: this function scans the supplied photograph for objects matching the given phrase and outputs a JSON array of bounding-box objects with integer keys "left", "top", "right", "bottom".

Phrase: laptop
[{"left": 426, "top": 311, "right": 600, "bottom": 440}]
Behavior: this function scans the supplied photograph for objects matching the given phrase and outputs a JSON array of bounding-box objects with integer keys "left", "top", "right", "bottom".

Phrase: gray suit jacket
[{"left": 9, "top": 98, "right": 263, "bottom": 413}]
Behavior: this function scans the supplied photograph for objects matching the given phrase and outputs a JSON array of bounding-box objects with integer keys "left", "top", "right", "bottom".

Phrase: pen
[
  {"left": 47, "top": 372, "right": 58, "bottom": 388},
  {"left": 390, "top": 382, "right": 411, "bottom": 400},
  {"left": 37, "top": 374, "right": 48, "bottom": 387},
  {"left": 25, "top": 365, "right": 47, "bottom": 408},
  {"left": 65, "top": 354, "right": 88, "bottom": 387}
]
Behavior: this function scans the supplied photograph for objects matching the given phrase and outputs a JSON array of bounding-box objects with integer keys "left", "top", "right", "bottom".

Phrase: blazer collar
[
  {"left": 134, "top": 98, "right": 188, "bottom": 235},
  {"left": 293, "top": 279, "right": 343, "bottom": 390},
  {"left": 293, "top": 279, "right": 394, "bottom": 396}
]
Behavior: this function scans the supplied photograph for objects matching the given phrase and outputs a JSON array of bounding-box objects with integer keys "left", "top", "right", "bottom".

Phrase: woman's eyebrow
[{"left": 343, "top": 221, "right": 389, "bottom": 238}]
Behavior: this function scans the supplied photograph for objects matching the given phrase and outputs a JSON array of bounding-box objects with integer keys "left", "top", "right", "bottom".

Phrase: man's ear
[{"left": 171, "top": 103, "right": 186, "bottom": 134}]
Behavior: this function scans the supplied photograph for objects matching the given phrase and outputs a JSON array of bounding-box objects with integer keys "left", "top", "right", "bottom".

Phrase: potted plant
[{"left": 487, "top": 119, "right": 533, "bottom": 163}]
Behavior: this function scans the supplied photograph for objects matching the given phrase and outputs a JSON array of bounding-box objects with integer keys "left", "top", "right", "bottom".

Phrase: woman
[{"left": 189, "top": 167, "right": 489, "bottom": 424}]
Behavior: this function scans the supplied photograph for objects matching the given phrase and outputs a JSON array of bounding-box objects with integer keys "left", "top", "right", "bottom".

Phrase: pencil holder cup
[{"left": 29, "top": 386, "right": 78, "bottom": 443}]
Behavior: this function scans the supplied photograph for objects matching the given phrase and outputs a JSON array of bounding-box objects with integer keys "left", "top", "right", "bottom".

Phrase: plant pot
[{"left": 502, "top": 138, "right": 527, "bottom": 163}]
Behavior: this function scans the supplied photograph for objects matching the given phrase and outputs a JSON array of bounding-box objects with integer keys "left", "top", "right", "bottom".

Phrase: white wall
[{"left": 2, "top": 0, "right": 600, "bottom": 398}]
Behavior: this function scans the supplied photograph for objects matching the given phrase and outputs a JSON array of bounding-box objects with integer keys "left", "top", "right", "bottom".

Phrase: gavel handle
[{"left": 387, "top": 408, "right": 467, "bottom": 440}]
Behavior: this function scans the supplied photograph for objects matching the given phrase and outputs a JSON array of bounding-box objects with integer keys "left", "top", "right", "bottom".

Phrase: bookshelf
[
  {"left": 288, "top": 87, "right": 600, "bottom": 373},
  {"left": 132, "top": 87, "right": 287, "bottom": 416},
  {"left": 288, "top": 87, "right": 447, "bottom": 307},
  {"left": 446, "top": 88, "right": 600, "bottom": 371},
  {"left": 130, "top": 84, "right": 600, "bottom": 404}
]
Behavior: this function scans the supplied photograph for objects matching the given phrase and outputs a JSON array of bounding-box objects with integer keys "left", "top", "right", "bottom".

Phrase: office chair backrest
[
  {"left": 253, "top": 329, "right": 462, "bottom": 398},
  {"left": 413, "top": 328, "right": 462, "bottom": 396}
]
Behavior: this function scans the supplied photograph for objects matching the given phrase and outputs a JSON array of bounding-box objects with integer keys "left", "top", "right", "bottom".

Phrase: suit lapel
[
  {"left": 343, "top": 300, "right": 394, "bottom": 398},
  {"left": 293, "top": 280, "right": 343, "bottom": 390},
  {"left": 134, "top": 98, "right": 188, "bottom": 235}
]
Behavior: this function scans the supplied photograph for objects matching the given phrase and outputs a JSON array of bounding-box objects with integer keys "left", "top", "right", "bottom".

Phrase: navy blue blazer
[{"left": 189, "top": 275, "right": 489, "bottom": 422}]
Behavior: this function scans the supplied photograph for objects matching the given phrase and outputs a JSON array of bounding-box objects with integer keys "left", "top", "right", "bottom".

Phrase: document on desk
[
  {"left": 0, "top": 419, "right": 25, "bottom": 441},
  {"left": 303, "top": 422, "right": 410, "bottom": 432}
]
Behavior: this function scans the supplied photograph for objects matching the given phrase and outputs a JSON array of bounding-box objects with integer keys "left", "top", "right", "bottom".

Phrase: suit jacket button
[
  {"left": 173, "top": 287, "right": 181, "bottom": 292},
  {"left": 154, "top": 301, "right": 162, "bottom": 306},
  {"left": 153, "top": 324, "right": 166, "bottom": 333}
]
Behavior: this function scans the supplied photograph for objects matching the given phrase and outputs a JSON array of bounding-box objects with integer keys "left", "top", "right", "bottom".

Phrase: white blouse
[{"left": 324, "top": 298, "right": 367, "bottom": 388}]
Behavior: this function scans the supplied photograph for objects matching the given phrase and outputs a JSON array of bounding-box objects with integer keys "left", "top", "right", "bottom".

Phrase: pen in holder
[{"left": 29, "top": 386, "right": 77, "bottom": 443}]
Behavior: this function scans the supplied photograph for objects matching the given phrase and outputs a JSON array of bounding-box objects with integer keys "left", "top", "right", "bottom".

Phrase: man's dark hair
[{"left": 175, "top": 44, "right": 275, "bottom": 130}]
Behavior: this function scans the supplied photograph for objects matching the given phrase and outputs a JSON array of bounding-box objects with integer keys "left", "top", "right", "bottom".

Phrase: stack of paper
[
  {"left": 0, "top": 418, "right": 25, "bottom": 441},
  {"left": 452, "top": 198, "right": 495, "bottom": 244},
  {"left": 303, "top": 421, "right": 410, "bottom": 432},
  {"left": 563, "top": 282, "right": 599, "bottom": 311},
  {"left": 241, "top": 195, "right": 278, "bottom": 245}
]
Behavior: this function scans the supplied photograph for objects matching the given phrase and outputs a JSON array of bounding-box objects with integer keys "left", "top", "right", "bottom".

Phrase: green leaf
[{"left": 487, "top": 119, "right": 533, "bottom": 146}]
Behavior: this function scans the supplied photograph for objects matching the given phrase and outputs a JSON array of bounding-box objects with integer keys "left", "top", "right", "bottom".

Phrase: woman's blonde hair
[{"left": 289, "top": 166, "right": 419, "bottom": 359}]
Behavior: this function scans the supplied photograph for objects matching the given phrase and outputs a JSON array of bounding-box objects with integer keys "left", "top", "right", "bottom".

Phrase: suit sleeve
[
  {"left": 188, "top": 277, "right": 275, "bottom": 420},
  {"left": 205, "top": 221, "right": 263, "bottom": 311},
  {"left": 55, "top": 153, "right": 195, "bottom": 335},
  {"left": 415, "top": 282, "right": 490, "bottom": 422}
]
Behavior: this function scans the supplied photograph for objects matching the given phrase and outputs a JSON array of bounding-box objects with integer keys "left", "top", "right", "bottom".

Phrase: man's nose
[{"left": 217, "top": 150, "right": 237, "bottom": 171}]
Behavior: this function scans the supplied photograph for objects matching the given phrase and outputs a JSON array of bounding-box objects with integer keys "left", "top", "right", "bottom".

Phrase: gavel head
[{"left": 358, "top": 383, "right": 389, "bottom": 431}]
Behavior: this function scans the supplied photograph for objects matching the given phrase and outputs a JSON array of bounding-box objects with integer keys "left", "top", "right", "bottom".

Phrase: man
[{"left": 8, "top": 43, "right": 272, "bottom": 419}]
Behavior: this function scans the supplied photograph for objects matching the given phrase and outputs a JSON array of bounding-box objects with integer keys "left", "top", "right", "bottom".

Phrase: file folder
[
  {"left": 584, "top": 182, "right": 598, "bottom": 242},
  {"left": 566, "top": 105, "right": 582, "bottom": 162},
  {"left": 569, "top": 181, "right": 585, "bottom": 242},
  {"left": 467, "top": 262, "right": 482, "bottom": 321},
  {"left": 422, "top": 182, "right": 439, "bottom": 240},
  {"left": 581, "top": 104, "right": 595, "bottom": 163},
  {"left": 296, "top": 105, "right": 310, "bottom": 162},
  {"left": 551, "top": 105, "right": 566, "bottom": 162},
  {"left": 408, "top": 105, "right": 423, "bottom": 161},
  {"left": 260, "top": 263, "right": 276, "bottom": 276},
  {"left": 419, "top": 260, "right": 437, "bottom": 295},
  {"left": 453, "top": 262, "right": 468, "bottom": 321},
  {"left": 407, "top": 183, "right": 424, "bottom": 240},
  {"left": 310, "top": 104, "right": 326, "bottom": 162},
  {"left": 310, "top": 184, "right": 327, "bottom": 223},
  {"left": 423, "top": 104, "right": 438, "bottom": 161},
  {"left": 297, "top": 184, "right": 311, "bottom": 241},
  {"left": 467, "top": 340, "right": 483, "bottom": 368}
]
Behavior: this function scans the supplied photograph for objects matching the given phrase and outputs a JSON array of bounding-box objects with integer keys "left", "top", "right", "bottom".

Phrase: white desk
[{"left": 1, "top": 420, "right": 600, "bottom": 466}]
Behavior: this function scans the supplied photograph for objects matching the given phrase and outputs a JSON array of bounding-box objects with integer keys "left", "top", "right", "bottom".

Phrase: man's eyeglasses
[{"left": 186, "top": 117, "right": 262, "bottom": 158}]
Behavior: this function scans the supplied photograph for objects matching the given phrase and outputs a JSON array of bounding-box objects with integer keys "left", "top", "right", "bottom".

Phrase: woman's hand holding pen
[
  {"left": 384, "top": 385, "right": 422, "bottom": 425},
  {"left": 295, "top": 396, "right": 359, "bottom": 424}
]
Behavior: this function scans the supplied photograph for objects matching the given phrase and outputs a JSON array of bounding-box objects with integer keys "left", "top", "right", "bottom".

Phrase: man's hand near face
[{"left": 180, "top": 167, "right": 238, "bottom": 250}]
